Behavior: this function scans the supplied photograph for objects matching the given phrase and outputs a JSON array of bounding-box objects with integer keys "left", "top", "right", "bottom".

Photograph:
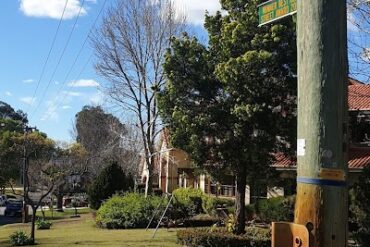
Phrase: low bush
[
  {"left": 183, "top": 214, "right": 219, "bottom": 227},
  {"left": 96, "top": 193, "right": 164, "bottom": 229},
  {"left": 349, "top": 165, "right": 370, "bottom": 246},
  {"left": 202, "top": 197, "right": 235, "bottom": 216},
  {"left": 35, "top": 218, "right": 52, "bottom": 230},
  {"left": 171, "top": 188, "right": 205, "bottom": 219},
  {"left": 177, "top": 227, "right": 270, "bottom": 247},
  {"left": 9, "top": 231, "right": 32, "bottom": 246},
  {"left": 253, "top": 196, "right": 295, "bottom": 223}
]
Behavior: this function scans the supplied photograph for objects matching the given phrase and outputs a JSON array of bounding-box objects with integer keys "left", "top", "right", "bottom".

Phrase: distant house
[{"left": 141, "top": 78, "right": 370, "bottom": 203}]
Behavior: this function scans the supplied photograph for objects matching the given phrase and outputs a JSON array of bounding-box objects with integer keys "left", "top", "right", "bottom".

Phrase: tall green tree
[
  {"left": 75, "top": 106, "right": 126, "bottom": 175},
  {"left": 88, "top": 161, "right": 134, "bottom": 210},
  {"left": 0, "top": 101, "right": 27, "bottom": 123},
  {"left": 158, "top": 0, "right": 296, "bottom": 234},
  {"left": 0, "top": 101, "right": 28, "bottom": 191}
]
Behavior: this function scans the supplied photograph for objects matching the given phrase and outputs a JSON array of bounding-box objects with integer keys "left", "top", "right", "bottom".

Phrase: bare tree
[
  {"left": 118, "top": 122, "right": 143, "bottom": 183},
  {"left": 91, "top": 0, "right": 185, "bottom": 195},
  {"left": 347, "top": 0, "right": 370, "bottom": 81}
]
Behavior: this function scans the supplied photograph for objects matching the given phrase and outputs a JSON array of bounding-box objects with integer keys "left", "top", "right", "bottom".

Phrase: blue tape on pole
[{"left": 297, "top": 177, "right": 347, "bottom": 187}]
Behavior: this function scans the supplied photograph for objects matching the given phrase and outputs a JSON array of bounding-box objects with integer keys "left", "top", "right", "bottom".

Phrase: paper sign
[{"left": 297, "top": 139, "right": 305, "bottom": 156}]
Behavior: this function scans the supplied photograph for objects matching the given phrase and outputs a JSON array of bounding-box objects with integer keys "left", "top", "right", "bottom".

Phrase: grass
[
  {"left": 0, "top": 213, "right": 180, "bottom": 247},
  {"left": 36, "top": 207, "right": 91, "bottom": 220}
]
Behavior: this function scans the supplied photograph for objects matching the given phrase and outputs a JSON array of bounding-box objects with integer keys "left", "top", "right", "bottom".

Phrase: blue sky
[
  {"left": 0, "top": 0, "right": 368, "bottom": 143},
  {"left": 0, "top": 0, "right": 220, "bottom": 142}
]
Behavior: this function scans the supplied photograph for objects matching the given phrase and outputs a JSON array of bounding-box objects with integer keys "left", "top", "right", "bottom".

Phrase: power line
[
  {"left": 53, "top": 54, "right": 93, "bottom": 114},
  {"left": 52, "top": 0, "right": 108, "bottom": 107},
  {"left": 23, "top": 0, "right": 70, "bottom": 123},
  {"left": 30, "top": 0, "right": 86, "bottom": 119}
]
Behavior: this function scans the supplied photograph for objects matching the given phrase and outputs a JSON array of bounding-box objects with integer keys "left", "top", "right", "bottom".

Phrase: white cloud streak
[
  {"left": 41, "top": 100, "right": 59, "bottom": 121},
  {"left": 68, "top": 79, "right": 100, "bottom": 88},
  {"left": 23, "top": 79, "right": 34, "bottom": 83},
  {"left": 5, "top": 91, "right": 12, "bottom": 96},
  {"left": 20, "top": 97, "right": 36, "bottom": 105},
  {"left": 20, "top": 0, "right": 87, "bottom": 20},
  {"left": 62, "top": 91, "right": 82, "bottom": 97}
]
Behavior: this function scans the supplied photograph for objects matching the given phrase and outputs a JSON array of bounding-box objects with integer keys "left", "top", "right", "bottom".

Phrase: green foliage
[
  {"left": 176, "top": 227, "right": 270, "bottom": 247},
  {"left": 159, "top": 0, "right": 296, "bottom": 234},
  {"left": 35, "top": 218, "right": 52, "bottom": 230},
  {"left": 245, "top": 196, "right": 295, "bottom": 223},
  {"left": 75, "top": 106, "right": 125, "bottom": 155},
  {"left": 0, "top": 101, "right": 27, "bottom": 123},
  {"left": 88, "top": 162, "right": 134, "bottom": 210},
  {"left": 349, "top": 165, "right": 370, "bottom": 246},
  {"left": 95, "top": 193, "right": 163, "bottom": 229},
  {"left": 202, "top": 197, "right": 235, "bottom": 216},
  {"left": 9, "top": 231, "right": 32, "bottom": 246},
  {"left": 171, "top": 188, "right": 205, "bottom": 219},
  {"left": 255, "top": 196, "right": 295, "bottom": 223}
]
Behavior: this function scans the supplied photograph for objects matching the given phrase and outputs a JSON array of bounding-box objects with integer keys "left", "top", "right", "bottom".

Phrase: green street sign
[{"left": 258, "top": 0, "right": 297, "bottom": 26}]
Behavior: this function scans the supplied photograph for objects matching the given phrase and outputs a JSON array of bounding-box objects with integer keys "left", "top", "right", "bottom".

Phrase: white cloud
[
  {"left": 68, "top": 79, "right": 100, "bottom": 88},
  {"left": 62, "top": 91, "right": 82, "bottom": 97},
  {"left": 5, "top": 91, "right": 12, "bottom": 96},
  {"left": 20, "top": 0, "right": 87, "bottom": 20},
  {"left": 23, "top": 79, "right": 34, "bottom": 83},
  {"left": 89, "top": 92, "right": 104, "bottom": 105},
  {"left": 41, "top": 100, "right": 59, "bottom": 121},
  {"left": 62, "top": 105, "right": 71, "bottom": 109},
  {"left": 174, "top": 0, "right": 221, "bottom": 25},
  {"left": 20, "top": 97, "right": 36, "bottom": 105}
]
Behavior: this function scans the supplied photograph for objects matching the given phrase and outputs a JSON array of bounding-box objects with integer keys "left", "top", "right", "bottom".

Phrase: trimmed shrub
[
  {"left": 96, "top": 193, "right": 164, "bottom": 229},
  {"left": 202, "top": 197, "right": 235, "bottom": 216},
  {"left": 184, "top": 214, "right": 219, "bottom": 227},
  {"left": 171, "top": 188, "right": 205, "bottom": 219},
  {"left": 254, "top": 196, "right": 295, "bottom": 223},
  {"left": 177, "top": 227, "right": 270, "bottom": 247},
  {"left": 88, "top": 161, "right": 134, "bottom": 209},
  {"left": 9, "top": 231, "right": 32, "bottom": 246},
  {"left": 35, "top": 218, "right": 52, "bottom": 230}
]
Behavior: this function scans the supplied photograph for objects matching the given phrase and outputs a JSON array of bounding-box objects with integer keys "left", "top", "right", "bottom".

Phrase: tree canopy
[
  {"left": 0, "top": 101, "right": 27, "bottom": 123},
  {"left": 158, "top": 0, "right": 296, "bottom": 234}
]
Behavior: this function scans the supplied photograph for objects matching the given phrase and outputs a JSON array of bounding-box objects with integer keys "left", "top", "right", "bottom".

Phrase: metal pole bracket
[{"left": 271, "top": 222, "right": 309, "bottom": 247}]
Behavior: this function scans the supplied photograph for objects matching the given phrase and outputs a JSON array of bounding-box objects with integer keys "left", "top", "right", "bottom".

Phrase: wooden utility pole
[{"left": 294, "top": 0, "right": 348, "bottom": 246}]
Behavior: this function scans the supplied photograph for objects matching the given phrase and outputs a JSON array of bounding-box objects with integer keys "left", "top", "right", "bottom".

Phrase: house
[{"left": 142, "top": 78, "right": 370, "bottom": 203}]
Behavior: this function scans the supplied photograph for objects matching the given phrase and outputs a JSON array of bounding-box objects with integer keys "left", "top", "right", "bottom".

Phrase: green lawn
[
  {"left": 36, "top": 207, "right": 91, "bottom": 220},
  {"left": 0, "top": 214, "right": 180, "bottom": 247}
]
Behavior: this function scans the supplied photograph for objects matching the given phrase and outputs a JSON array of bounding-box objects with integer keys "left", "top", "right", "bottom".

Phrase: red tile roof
[
  {"left": 273, "top": 153, "right": 296, "bottom": 168},
  {"left": 349, "top": 84, "right": 370, "bottom": 110},
  {"left": 273, "top": 147, "right": 370, "bottom": 170},
  {"left": 348, "top": 147, "right": 370, "bottom": 169},
  {"left": 349, "top": 78, "right": 365, "bottom": 86}
]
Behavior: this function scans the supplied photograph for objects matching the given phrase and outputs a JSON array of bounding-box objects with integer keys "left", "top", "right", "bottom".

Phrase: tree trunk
[
  {"left": 30, "top": 207, "right": 37, "bottom": 244},
  {"left": 234, "top": 168, "right": 247, "bottom": 235},
  {"left": 145, "top": 154, "right": 156, "bottom": 196},
  {"left": 56, "top": 192, "right": 64, "bottom": 212}
]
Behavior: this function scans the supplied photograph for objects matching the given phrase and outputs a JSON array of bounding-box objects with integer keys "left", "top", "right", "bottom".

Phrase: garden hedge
[{"left": 177, "top": 227, "right": 270, "bottom": 247}]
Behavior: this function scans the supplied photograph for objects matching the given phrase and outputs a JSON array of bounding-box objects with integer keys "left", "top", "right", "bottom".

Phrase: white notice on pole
[{"left": 297, "top": 139, "right": 306, "bottom": 156}]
